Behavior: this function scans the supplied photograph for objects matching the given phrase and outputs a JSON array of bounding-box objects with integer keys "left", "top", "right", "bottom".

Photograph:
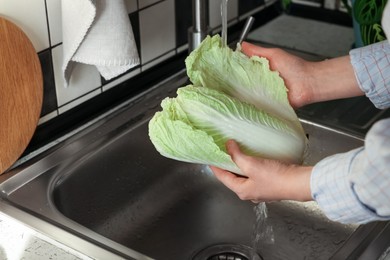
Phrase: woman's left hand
[{"left": 210, "top": 140, "right": 313, "bottom": 203}]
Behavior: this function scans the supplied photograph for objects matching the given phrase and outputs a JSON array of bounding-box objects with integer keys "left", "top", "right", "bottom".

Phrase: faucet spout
[{"left": 188, "top": 0, "right": 208, "bottom": 52}]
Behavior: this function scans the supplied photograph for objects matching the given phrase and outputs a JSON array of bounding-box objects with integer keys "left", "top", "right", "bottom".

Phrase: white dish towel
[{"left": 62, "top": 0, "right": 140, "bottom": 87}]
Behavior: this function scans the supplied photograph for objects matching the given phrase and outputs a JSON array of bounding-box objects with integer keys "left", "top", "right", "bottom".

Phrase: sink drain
[{"left": 192, "top": 244, "right": 263, "bottom": 260}]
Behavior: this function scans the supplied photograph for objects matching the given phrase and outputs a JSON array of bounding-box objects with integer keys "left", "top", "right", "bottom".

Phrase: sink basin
[
  {"left": 51, "top": 119, "right": 359, "bottom": 260},
  {"left": 0, "top": 71, "right": 388, "bottom": 260}
]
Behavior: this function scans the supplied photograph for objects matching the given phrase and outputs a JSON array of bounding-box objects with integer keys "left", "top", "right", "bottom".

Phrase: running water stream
[
  {"left": 221, "top": 0, "right": 228, "bottom": 48},
  {"left": 252, "top": 203, "right": 274, "bottom": 259},
  {"left": 219, "top": 2, "right": 275, "bottom": 258}
]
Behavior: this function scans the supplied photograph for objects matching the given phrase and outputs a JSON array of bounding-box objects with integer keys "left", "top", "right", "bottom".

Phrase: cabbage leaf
[{"left": 186, "top": 34, "right": 303, "bottom": 133}]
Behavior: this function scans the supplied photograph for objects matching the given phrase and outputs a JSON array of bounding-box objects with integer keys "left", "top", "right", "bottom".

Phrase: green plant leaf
[{"left": 353, "top": 0, "right": 386, "bottom": 25}]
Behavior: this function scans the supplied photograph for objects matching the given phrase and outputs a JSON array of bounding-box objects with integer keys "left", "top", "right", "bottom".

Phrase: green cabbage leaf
[
  {"left": 186, "top": 35, "right": 302, "bottom": 132},
  {"left": 148, "top": 35, "right": 307, "bottom": 175}
]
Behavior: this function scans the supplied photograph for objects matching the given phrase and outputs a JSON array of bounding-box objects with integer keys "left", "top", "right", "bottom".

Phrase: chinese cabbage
[{"left": 148, "top": 35, "right": 307, "bottom": 175}]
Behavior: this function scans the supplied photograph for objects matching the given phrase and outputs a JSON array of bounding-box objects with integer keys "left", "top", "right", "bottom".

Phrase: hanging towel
[{"left": 61, "top": 0, "right": 140, "bottom": 87}]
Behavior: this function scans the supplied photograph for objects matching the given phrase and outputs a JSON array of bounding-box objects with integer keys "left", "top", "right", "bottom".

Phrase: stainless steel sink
[{"left": 0, "top": 71, "right": 388, "bottom": 260}]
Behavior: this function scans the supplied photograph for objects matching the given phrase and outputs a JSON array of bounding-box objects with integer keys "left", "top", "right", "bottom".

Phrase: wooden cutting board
[{"left": 0, "top": 17, "right": 43, "bottom": 174}]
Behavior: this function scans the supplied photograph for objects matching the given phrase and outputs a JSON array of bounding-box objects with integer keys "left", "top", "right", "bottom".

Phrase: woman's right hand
[
  {"left": 241, "top": 42, "right": 315, "bottom": 108},
  {"left": 241, "top": 42, "right": 364, "bottom": 108}
]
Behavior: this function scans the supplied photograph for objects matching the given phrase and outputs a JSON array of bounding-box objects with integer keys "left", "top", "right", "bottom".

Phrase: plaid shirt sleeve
[
  {"left": 350, "top": 40, "right": 390, "bottom": 109},
  {"left": 310, "top": 41, "right": 390, "bottom": 224}
]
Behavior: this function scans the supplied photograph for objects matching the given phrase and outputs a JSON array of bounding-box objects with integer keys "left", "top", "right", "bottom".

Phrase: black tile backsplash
[
  {"left": 239, "top": 0, "right": 266, "bottom": 15},
  {"left": 175, "top": 0, "right": 193, "bottom": 47},
  {"left": 38, "top": 49, "right": 57, "bottom": 117},
  {"left": 129, "top": 12, "right": 141, "bottom": 62}
]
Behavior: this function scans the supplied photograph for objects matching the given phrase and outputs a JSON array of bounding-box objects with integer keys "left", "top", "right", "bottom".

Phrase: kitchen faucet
[
  {"left": 188, "top": 0, "right": 255, "bottom": 52},
  {"left": 188, "top": 0, "right": 208, "bottom": 52}
]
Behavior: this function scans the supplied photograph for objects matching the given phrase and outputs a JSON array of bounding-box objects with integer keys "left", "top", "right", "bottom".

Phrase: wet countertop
[{"left": 247, "top": 14, "right": 355, "bottom": 58}]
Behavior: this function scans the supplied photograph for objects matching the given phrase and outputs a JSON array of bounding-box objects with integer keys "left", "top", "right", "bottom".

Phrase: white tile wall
[
  {"left": 139, "top": 0, "right": 176, "bottom": 64},
  {"left": 0, "top": 0, "right": 49, "bottom": 52},
  {"left": 46, "top": 0, "right": 62, "bottom": 45}
]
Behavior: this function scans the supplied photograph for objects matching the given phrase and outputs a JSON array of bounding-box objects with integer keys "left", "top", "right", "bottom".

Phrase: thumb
[
  {"left": 241, "top": 41, "right": 272, "bottom": 59},
  {"left": 226, "top": 140, "right": 252, "bottom": 172}
]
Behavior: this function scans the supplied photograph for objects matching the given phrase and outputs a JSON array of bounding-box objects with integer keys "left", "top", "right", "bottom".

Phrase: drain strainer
[{"left": 192, "top": 244, "right": 263, "bottom": 260}]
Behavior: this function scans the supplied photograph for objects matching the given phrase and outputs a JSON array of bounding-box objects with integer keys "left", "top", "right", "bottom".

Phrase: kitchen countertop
[
  {"left": 247, "top": 14, "right": 354, "bottom": 58},
  {"left": 0, "top": 212, "right": 91, "bottom": 260}
]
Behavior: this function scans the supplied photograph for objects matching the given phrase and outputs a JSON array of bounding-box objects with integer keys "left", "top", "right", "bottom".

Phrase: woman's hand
[
  {"left": 211, "top": 140, "right": 313, "bottom": 203},
  {"left": 241, "top": 42, "right": 364, "bottom": 108},
  {"left": 241, "top": 42, "right": 315, "bottom": 108}
]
